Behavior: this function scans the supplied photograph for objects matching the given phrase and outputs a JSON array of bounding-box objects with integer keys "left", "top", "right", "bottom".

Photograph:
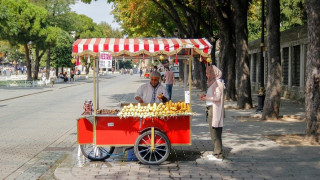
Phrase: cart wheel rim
[
  {"left": 80, "top": 144, "right": 115, "bottom": 161},
  {"left": 134, "top": 130, "right": 170, "bottom": 165}
]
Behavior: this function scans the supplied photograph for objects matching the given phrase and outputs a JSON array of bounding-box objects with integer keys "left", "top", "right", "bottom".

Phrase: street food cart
[{"left": 72, "top": 38, "right": 212, "bottom": 164}]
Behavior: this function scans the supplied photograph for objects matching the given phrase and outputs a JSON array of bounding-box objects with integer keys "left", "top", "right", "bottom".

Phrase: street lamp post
[{"left": 257, "top": 0, "right": 265, "bottom": 112}]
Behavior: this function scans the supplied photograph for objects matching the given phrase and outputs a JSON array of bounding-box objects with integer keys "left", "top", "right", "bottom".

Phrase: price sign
[
  {"left": 184, "top": 91, "right": 190, "bottom": 103},
  {"left": 99, "top": 52, "right": 112, "bottom": 68}
]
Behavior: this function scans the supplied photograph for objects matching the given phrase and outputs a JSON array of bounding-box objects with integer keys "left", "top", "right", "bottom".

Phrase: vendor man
[{"left": 135, "top": 71, "right": 169, "bottom": 103}]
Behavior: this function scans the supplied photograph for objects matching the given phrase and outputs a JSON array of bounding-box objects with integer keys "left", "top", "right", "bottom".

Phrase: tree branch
[
  {"left": 173, "top": 0, "right": 211, "bottom": 30},
  {"left": 151, "top": 0, "right": 190, "bottom": 37}
]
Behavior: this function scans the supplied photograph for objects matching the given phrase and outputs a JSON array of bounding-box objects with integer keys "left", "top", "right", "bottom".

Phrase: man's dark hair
[
  {"left": 153, "top": 66, "right": 158, "bottom": 70},
  {"left": 165, "top": 66, "right": 169, "bottom": 70}
]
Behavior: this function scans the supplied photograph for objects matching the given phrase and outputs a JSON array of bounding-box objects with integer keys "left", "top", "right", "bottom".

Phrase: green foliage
[
  {"left": 0, "top": 0, "right": 48, "bottom": 45},
  {"left": 111, "top": 0, "right": 176, "bottom": 37},
  {"left": 80, "top": 0, "right": 97, "bottom": 4},
  {"left": 28, "top": 0, "right": 76, "bottom": 16},
  {"left": 280, "top": 0, "right": 306, "bottom": 31},
  {"left": 0, "top": 42, "right": 25, "bottom": 63},
  {"left": 99, "top": 22, "right": 123, "bottom": 38},
  {"left": 50, "top": 31, "right": 73, "bottom": 68},
  {"left": 248, "top": 0, "right": 306, "bottom": 41},
  {"left": 248, "top": 0, "right": 262, "bottom": 41},
  {"left": 119, "top": 60, "right": 133, "bottom": 69}
]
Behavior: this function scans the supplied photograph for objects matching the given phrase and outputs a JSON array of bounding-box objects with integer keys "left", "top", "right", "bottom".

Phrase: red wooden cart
[
  {"left": 73, "top": 37, "right": 212, "bottom": 164},
  {"left": 77, "top": 114, "right": 191, "bottom": 164}
]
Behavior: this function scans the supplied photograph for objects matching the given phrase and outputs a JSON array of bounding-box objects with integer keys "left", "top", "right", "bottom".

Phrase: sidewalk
[{"left": 53, "top": 80, "right": 320, "bottom": 180}]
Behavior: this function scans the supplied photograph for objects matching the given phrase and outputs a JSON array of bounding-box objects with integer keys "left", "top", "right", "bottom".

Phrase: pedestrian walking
[
  {"left": 139, "top": 69, "right": 143, "bottom": 77},
  {"left": 41, "top": 70, "right": 46, "bottom": 85},
  {"left": 64, "top": 72, "right": 69, "bottom": 82},
  {"left": 163, "top": 66, "right": 175, "bottom": 100},
  {"left": 70, "top": 67, "right": 75, "bottom": 82},
  {"left": 49, "top": 68, "right": 56, "bottom": 87},
  {"left": 200, "top": 65, "right": 225, "bottom": 161}
]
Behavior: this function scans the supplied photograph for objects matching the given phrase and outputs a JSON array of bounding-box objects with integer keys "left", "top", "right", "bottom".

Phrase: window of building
[
  {"left": 282, "top": 47, "right": 289, "bottom": 85},
  {"left": 292, "top": 45, "right": 300, "bottom": 86},
  {"left": 252, "top": 53, "right": 257, "bottom": 82}
]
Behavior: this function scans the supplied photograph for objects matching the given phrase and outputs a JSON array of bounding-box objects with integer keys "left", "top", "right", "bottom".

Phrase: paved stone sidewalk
[{"left": 52, "top": 80, "right": 320, "bottom": 180}]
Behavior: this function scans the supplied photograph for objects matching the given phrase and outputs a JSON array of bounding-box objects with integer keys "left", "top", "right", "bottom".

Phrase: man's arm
[
  {"left": 135, "top": 96, "right": 144, "bottom": 103},
  {"left": 135, "top": 85, "right": 144, "bottom": 103},
  {"left": 161, "top": 96, "right": 168, "bottom": 103}
]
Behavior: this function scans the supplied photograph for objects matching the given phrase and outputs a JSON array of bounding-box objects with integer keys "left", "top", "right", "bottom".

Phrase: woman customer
[{"left": 200, "top": 65, "right": 225, "bottom": 161}]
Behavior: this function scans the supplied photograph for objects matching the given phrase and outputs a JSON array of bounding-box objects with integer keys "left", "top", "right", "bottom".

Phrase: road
[{"left": 0, "top": 73, "right": 145, "bottom": 179}]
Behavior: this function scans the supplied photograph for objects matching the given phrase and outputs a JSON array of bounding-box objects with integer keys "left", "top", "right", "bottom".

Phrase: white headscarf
[{"left": 206, "top": 65, "right": 222, "bottom": 87}]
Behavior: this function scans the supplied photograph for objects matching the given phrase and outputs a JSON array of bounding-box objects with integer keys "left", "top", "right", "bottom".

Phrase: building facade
[{"left": 248, "top": 25, "right": 307, "bottom": 102}]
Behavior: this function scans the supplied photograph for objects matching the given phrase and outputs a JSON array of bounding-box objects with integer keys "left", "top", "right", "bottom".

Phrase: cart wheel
[
  {"left": 80, "top": 144, "right": 115, "bottom": 161},
  {"left": 134, "top": 130, "right": 171, "bottom": 165}
]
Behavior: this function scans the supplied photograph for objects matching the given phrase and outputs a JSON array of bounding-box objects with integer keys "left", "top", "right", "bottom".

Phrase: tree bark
[
  {"left": 210, "top": 0, "right": 237, "bottom": 101},
  {"left": 200, "top": 61, "right": 207, "bottom": 91},
  {"left": 262, "top": 0, "right": 281, "bottom": 119},
  {"left": 46, "top": 45, "right": 50, "bottom": 79},
  {"left": 24, "top": 44, "right": 32, "bottom": 81},
  {"left": 305, "top": 0, "right": 320, "bottom": 143},
  {"left": 193, "top": 57, "right": 201, "bottom": 88},
  {"left": 220, "top": 26, "right": 237, "bottom": 101},
  {"left": 179, "top": 59, "right": 184, "bottom": 81},
  {"left": 34, "top": 49, "right": 40, "bottom": 80},
  {"left": 232, "top": 0, "right": 253, "bottom": 109}
]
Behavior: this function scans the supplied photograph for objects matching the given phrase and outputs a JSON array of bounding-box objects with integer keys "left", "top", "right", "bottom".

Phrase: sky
[{"left": 70, "top": 0, "right": 120, "bottom": 29}]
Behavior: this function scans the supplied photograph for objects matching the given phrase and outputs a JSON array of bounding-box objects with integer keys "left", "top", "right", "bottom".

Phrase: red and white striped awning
[{"left": 72, "top": 38, "right": 212, "bottom": 57}]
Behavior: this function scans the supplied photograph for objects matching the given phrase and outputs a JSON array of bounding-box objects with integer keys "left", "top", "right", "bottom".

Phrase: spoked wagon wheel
[
  {"left": 80, "top": 144, "right": 115, "bottom": 161},
  {"left": 134, "top": 129, "right": 171, "bottom": 165}
]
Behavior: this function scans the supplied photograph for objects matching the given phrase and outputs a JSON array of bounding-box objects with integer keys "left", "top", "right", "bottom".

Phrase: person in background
[
  {"left": 70, "top": 67, "right": 75, "bottom": 82},
  {"left": 63, "top": 72, "right": 69, "bottom": 82},
  {"left": 200, "top": 65, "right": 225, "bottom": 161},
  {"left": 49, "top": 68, "right": 56, "bottom": 87},
  {"left": 163, "top": 66, "right": 176, "bottom": 100},
  {"left": 135, "top": 71, "right": 169, "bottom": 104},
  {"left": 153, "top": 66, "right": 158, "bottom": 72},
  {"left": 139, "top": 69, "right": 143, "bottom": 77},
  {"left": 41, "top": 70, "right": 46, "bottom": 85}
]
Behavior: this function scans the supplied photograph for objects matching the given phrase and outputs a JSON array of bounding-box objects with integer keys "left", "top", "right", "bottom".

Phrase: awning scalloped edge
[{"left": 72, "top": 48, "right": 211, "bottom": 58}]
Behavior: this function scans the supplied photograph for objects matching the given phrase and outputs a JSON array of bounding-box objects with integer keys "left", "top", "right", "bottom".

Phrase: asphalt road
[{"left": 0, "top": 73, "right": 145, "bottom": 179}]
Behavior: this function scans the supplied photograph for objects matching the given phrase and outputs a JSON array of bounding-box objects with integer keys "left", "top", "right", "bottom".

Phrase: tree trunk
[
  {"left": 55, "top": 66, "right": 59, "bottom": 77},
  {"left": 179, "top": 59, "right": 184, "bottom": 81},
  {"left": 220, "top": 29, "right": 237, "bottom": 101},
  {"left": 210, "top": 0, "right": 237, "bottom": 101},
  {"left": 262, "top": 0, "right": 281, "bottom": 119},
  {"left": 46, "top": 45, "right": 50, "bottom": 79},
  {"left": 200, "top": 61, "right": 207, "bottom": 91},
  {"left": 210, "top": 39, "right": 216, "bottom": 65},
  {"left": 34, "top": 49, "right": 40, "bottom": 80},
  {"left": 305, "top": 0, "right": 320, "bottom": 143},
  {"left": 24, "top": 44, "right": 32, "bottom": 81},
  {"left": 193, "top": 57, "right": 201, "bottom": 88},
  {"left": 85, "top": 63, "right": 91, "bottom": 75},
  {"left": 232, "top": 0, "right": 253, "bottom": 109}
]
